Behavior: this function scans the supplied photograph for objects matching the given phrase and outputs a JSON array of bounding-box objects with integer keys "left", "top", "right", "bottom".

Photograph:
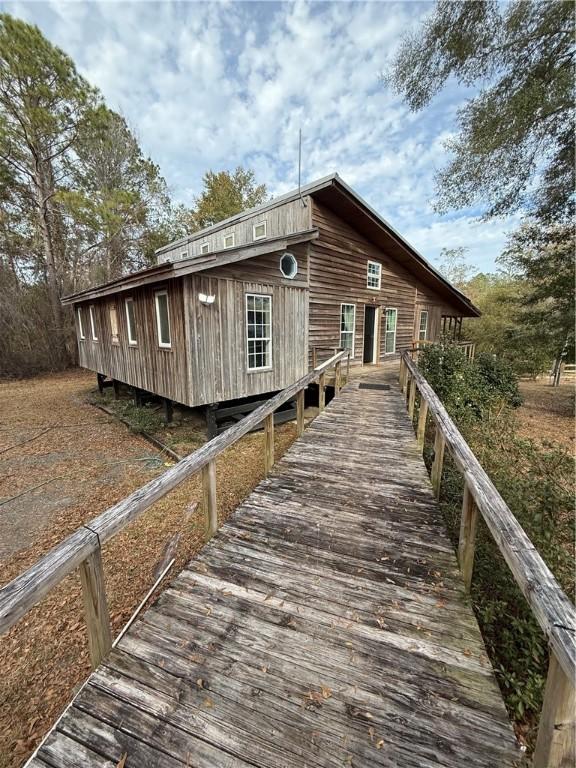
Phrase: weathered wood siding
[
  {"left": 76, "top": 282, "right": 189, "bottom": 403},
  {"left": 158, "top": 198, "right": 312, "bottom": 263},
  {"left": 75, "top": 246, "right": 309, "bottom": 408},
  {"left": 185, "top": 269, "right": 308, "bottom": 407},
  {"left": 309, "top": 201, "right": 462, "bottom": 365}
]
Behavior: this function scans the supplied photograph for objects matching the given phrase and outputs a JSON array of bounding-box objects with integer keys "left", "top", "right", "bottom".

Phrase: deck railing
[
  {"left": 0, "top": 350, "right": 349, "bottom": 670},
  {"left": 411, "top": 338, "right": 476, "bottom": 361},
  {"left": 399, "top": 352, "right": 575, "bottom": 768}
]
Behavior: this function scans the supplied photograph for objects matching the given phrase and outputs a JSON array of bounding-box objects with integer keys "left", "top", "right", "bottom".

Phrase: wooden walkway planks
[{"left": 29, "top": 373, "right": 523, "bottom": 768}]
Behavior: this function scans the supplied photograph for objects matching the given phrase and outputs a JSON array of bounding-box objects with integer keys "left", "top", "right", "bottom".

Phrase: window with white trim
[
  {"left": 223, "top": 233, "right": 235, "bottom": 249},
  {"left": 125, "top": 298, "right": 137, "bottom": 345},
  {"left": 246, "top": 294, "right": 272, "bottom": 371},
  {"left": 340, "top": 303, "right": 356, "bottom": 357},
  {"left": 200, "top": 242, "right": 210, "bottom": 255},
  {"left": 253, "top": 221, "right": 267, "bottom": 240},
  {"left": 109, "top": 305, "right": 119, "bottom": 344},
  {"left": 89, "top": 305, "right": 98, "bottom": 341},
  {"left": 418, "top": 310, "right": 428, "bottom": 341},
  {"left": 154, "top": 290, "right": 171, "bottom": 348},
  {"left": 77, "top": 308, "right": 85, "bottom": 340},
  {"left": 180, "top": 251, "right": 188, "bottom": 260},
  {"left": 384, "top": 308, "right": 397, "bottom": 354},
  {"left": 367, "top": 260, "right": 382, "bottom": 290},
  {"left": 280, "top": 252, "right": 298, "bottom": 279}
]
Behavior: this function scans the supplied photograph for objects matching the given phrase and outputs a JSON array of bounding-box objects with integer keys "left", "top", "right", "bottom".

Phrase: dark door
[{"left": 363, "top": 306, "right": 376, "bottom": 363}]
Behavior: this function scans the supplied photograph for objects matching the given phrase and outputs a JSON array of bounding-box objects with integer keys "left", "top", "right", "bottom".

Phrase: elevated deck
[{"left": 28, "top": 373, "right": 522, "bottom": 768}]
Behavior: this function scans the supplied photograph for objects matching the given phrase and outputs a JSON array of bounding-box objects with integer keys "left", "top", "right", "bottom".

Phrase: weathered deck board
[{"left": 30, "top": 374, "right": 523, "bottom": 768}]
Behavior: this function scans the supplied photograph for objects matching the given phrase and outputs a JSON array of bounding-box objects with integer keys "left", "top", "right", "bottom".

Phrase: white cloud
[{"left": 5, "top": 0, "right": 518, "bottom": 270}]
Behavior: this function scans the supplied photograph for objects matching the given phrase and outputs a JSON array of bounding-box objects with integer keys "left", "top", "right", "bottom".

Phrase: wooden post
[
  {"left": 334, "top": 361, "right": 342, "bottom": 395},
  {"left": 346, "top": 351, "right": 351, "bottom": 383},
  {"left": 312, "top": 347, "right": 317, "bottom": 370},
  {"left": 205, "top": 403, "right": 218, "bottom": 440},
  {"left": 399, "top": 357, "right": 405, "bottom": 389},
  {"left": 79, "top": 548, "right": 112, "bottom": 669},
  {"left": 405, "top": 373, "right": 411, "bottom": 403},
  {"left": 163, "top": 398, "right": 173, "bottom": 425},
  {"left": 416, "top": 397, "right": 428, "bottom": 451},
  {"left": 97, "top": 373, "right": 105, "bottom": 394},
  {"left": 458, "top": 482, "right": 478, "bottom": 591},
  {"left": 408, "top": 379, "right": 417, "bottom": 420},
  {"left": 533, "top": 653, "right": 576, "bottom": 768},
  {"left": 318, "top": 372, "right": 326, "bottom": 412},
  {"left": 202, "top": 460, "right": 218, "bottom": 538},
  {"left": 430, "top": 425, "right": 445, "bottom": 499},
  {"left": 296, "top": 388, "right": 305, "bottom": 437},
  {"left": 112, "top": 380, "right": 120, "bottom": 401},
  {"left": 264, "top": 413, "right": 274, "bottom": 475}
]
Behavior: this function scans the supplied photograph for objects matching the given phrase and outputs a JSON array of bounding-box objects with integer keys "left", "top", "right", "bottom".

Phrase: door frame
[{"left": 363, "top": 304, "right": 380, "bottom": 364}]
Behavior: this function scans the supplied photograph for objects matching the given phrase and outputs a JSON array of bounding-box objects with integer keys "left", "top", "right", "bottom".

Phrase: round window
[{"left": 280, "top": 252, "right": 298, "bottom": 279}]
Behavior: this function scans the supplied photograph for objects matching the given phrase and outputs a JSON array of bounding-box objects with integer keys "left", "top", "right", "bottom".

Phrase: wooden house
[{"left": 62, "top": 174, "right": 479, "bottom": 414}]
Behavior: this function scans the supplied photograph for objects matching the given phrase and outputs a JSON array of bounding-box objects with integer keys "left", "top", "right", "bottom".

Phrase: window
[
  {"left": 77, "top": 308, "right": 85, "bottom": 340},
  {"left": 109, "top": 305, "right": 119, "bottom": 344},
  {"left": 253, "top": 221, "right": 267, "bottom": 240},
  {"left": 223, "top": 233, "right": 235, "bottom": 249},
  {"left": 154, "top": 291, "right": 171, "bottom": 348},
  {"left": 125, "top": 298, "right": 137, "bottom": 345},
  {"left": 280, "top": 252, "right": 298, "bottom": 279},
  {"left": 340, "top": 303, "right": 356, "bottom": 357},
  {"left": 367, "top": 260, "right": 382, "bottom": 290},
  {"left": 246, "top": 294, "right": 272, "bottom": 371},
  {"left": 385, "top": 308, "right": 397, "bottom": 354},
  {"left": 418, "top": 310, "right": 428, "bottom": 341},
  {"left": 89, "top": 305, "right": 98, "bottom": 341},
  {"left": 180, "top": 251, "right": 188, "bottom": 260},
  {"left": 200, "top": 242, "right": 210, "bottom": 255}
]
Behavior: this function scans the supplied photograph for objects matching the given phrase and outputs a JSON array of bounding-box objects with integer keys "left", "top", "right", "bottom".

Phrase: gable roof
[{"left": 62, "top": 173, "right": 479, "bottom": 316}]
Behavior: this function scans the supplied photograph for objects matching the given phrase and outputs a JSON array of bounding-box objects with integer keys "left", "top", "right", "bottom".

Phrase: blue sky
[{"left": 6, "top": 0, "right": 519, "bottom": 272}]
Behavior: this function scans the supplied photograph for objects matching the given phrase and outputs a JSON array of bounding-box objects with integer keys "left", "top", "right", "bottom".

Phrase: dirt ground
[
  {"left": 517, "top": 380, "right": 575, "bottom": 451},
  {"left": 0, "top": 369, "right": 298, "bottom": 768}
]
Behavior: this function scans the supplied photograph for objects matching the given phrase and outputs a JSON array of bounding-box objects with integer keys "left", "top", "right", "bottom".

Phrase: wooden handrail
[
  {"left": 0, "top": 350, "right": 349, "bottom": 645},
  {"left": 400, "top": 351, "right": 575, "bottom": 768}
]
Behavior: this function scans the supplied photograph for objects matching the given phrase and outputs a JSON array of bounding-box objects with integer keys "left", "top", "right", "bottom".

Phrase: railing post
[
  {"left": 416, "top": 397, "right": 428, "bottom": 451},
  {"left": 202, "top": 460, "right": 218, "bottom": 538},
  {"left": 346, "top": 351, "right": 351, "bottom": 383},
  {"left": 430, "top": 424, "right": 445, "bottom": 499},
  {"left": 318, "top": 372, "right": 326, "bottom": 412},
  {"left": 533, "top": 653, "right": 575, "bottom": 768},
  {"left": 399, "top": 356, "right": 405, "bottom": 389},
  {"left": 79, "top": 548, "right": 112, "bottom": 669},
  {"left": 405, "top": 372, "right": 412, "bottom": 403},
  {"left": 334, "top": 361, "right": 342, "bottom": 395},
  {"left": 408, "top": 378, "right": 417, "bottom": 420},
  {"left": 296, "top": 388, "right": 305, "bottom": 437},
  {"left": 458, "top": 482, "right": 478, "bottom": 591},
  {"left": 312, "top": 347, "right": 317, "bottom": 370},
  {"left": 264, "top": 413, "right": 274, "bottom": 475}
]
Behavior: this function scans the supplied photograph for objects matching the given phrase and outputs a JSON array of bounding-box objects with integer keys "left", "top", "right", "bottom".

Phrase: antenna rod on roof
[{"left": 298, "top": 128, "right": 307, "bottom": 207}]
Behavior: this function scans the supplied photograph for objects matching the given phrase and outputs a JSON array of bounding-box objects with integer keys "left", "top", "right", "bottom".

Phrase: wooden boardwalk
[{"left": 29, "top": 373, "right": 522, "bottom": 768}]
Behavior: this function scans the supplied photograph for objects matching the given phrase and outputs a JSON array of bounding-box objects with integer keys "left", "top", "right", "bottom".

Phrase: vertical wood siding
[
  {"left": 76, "top": 282, "right": 189, "bottom": 404},
  {"left": 158, "top": 199, "right": 312, "bottom": 262},
  {"left": 309, "top": 201, "right": 464, "bottom": 365}
]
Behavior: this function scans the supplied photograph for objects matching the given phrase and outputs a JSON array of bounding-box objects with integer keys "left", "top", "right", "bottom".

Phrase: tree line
[
  {"left": 0, "top": 14, "right": 267, "bottom": 376},
  {"left": 389, "top": 0, "right": 574, "bottom": 380}
]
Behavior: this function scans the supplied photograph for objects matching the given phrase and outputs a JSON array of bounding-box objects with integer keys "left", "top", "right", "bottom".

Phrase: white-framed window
[
  {"left": 125, "top": 297, "right": 137, "bottom": 346},
  {"left": 279, "top": 252, "right": 298, "bottom": 279},
  {"left": 340, "top": 303, "right": 356, "bottom": 357},
  {"left": 246, "top": 293, "right": 272, "bottom": 371},
  {"left": 109, "top": 305, "right": 119, "bottom": 344},
  {"left": 154, "top": 290, "right": 171, "bottom": 348},
  {"left": 418, "top": 310, "right": 428, "bottom": 341},
  {"left": 223, "top": 233, "right": 235, "bottom": 249},
  {"left": 89, "top": 305, "right": 98, "bottom": 342},
  {"left": 180, "top": 250, "right": 188, "bottom": 260},
  {"left": 253, "top": 221, "right": 267, "bottom": 240},
  {"left": 385, "top": 308, "right": 397, "bottom": 354},
  {"left": 200, "top": 242, "right": 210, "bottom": 255},
  {"left": 367, "top": 260, "right": 382, "bottom": 290},
  {"left": 77, "top": 307, "right": 85, "bottom": 340}
]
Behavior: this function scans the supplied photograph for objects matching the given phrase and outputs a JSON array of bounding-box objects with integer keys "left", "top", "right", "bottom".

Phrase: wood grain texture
[
  {"left": 403, "top": 352, "right": 576, "bottom": 683},
  {"left": 458, "top": 483, "right": 479, "bottom": 592},
  {"left": 533, "top": 653, "right": 576, "bottom": 768},
  {"left": 79, "top": 548, "right": 113, "bottom": 669},
  {"left": 29, "top": 369, "right": 520, "bottom": 768}
]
